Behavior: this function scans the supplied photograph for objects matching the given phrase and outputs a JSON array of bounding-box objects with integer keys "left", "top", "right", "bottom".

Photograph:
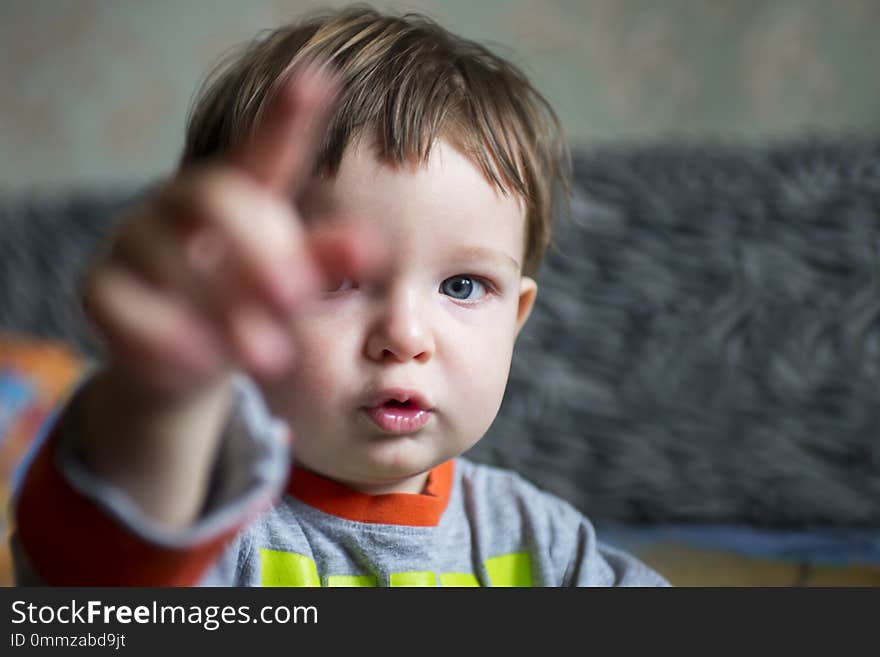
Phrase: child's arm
[
  {"left": 13, "top": 372, "right": 288, "bottom": 585},
  {"left": 12, "top": 62, "right": 380, "bottom": 584}
]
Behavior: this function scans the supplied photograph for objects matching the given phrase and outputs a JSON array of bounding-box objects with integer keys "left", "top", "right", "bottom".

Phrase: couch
[{"left": 3, "top": 138, "right": 880, "bottom": 586}]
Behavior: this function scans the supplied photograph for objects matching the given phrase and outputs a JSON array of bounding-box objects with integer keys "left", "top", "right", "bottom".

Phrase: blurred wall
[{"left": 2, "top": 0, "right": 879, "bottom": 191}]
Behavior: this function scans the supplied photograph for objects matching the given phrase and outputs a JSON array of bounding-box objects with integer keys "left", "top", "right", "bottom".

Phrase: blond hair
[{"left": 181, "top": 4, "right": 570, "bottom": 277}]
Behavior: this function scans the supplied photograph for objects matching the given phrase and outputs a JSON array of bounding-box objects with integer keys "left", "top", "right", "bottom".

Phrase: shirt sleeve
[
  {"left": 563, "top": 515, "right": 671, "bottom": 587},
  {"left": 11, "top": 373, "right": 290, "bottom": 586}
]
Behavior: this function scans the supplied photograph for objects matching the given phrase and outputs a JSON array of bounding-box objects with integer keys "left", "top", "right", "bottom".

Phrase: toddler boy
[{"left": 13, "top": 6, "right": 667, "bottom": 587}]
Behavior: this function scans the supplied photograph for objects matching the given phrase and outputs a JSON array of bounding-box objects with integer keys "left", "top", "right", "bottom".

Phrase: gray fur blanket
[{"left": 474, "top": 138, "right": 880, "bottom": 527}]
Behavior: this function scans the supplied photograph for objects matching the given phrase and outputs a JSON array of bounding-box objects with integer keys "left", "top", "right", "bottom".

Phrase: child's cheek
[
  {"left": 449, "top": 326, "right": 515, "bottom": 407},
  {"left": 291, "top": 338, "right": 344, "bottom": 394},
  {"left": 258, "top": 316, "right": 348, "bottom": 410}
]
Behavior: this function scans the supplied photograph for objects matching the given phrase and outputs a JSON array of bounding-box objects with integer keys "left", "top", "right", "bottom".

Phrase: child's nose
[{"left": 365, "top": 287, "right": 434, "bottom": 363}]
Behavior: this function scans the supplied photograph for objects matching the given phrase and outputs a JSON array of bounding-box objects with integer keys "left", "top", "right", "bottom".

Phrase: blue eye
[{"left": 440, "top": 275, "right": 487, "bottom": 301}]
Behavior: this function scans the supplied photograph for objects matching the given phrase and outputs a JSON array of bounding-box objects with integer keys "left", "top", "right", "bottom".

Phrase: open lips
[{"left": 364, "top": 389, "right": 433, "bottom": 433}]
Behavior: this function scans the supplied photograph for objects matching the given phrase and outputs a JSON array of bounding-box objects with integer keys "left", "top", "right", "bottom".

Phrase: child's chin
[{"left": 350, "top": 462, "right": 435, "bottom": 494}]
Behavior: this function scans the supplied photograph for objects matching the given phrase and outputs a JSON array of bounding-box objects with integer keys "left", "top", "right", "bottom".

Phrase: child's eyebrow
[{"left": 452, "top": 246, "right": 521, "bottom": 273}]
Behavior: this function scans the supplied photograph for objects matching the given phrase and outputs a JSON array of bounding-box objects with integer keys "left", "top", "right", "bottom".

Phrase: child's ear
[{"left": 515, "top": 276, "right": 538, "bottom": 336}]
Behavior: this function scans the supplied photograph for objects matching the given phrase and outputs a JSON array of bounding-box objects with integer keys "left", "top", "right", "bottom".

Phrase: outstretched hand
[{"left": 83, "top": 61, "right": 383, "bottom": 397}]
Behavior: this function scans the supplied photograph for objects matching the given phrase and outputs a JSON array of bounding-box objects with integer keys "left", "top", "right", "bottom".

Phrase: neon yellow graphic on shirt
[
  {"left": 389, "top": 571, "right": 437, "bottom": 587},
  {"left": 260, "top": 548, "right": 320, "bottom": 587},
  {"left": 259, "top": 548, "right": 533, "bottom": 587},
  {"left": 438, "top": 572, "right": 480, "bottom": 587},
  {"left": 327, "top": 574, "right": 378, "bottom": 587},
  {"left": 485, "top": 552, "right": 533, "bottom": 587}
]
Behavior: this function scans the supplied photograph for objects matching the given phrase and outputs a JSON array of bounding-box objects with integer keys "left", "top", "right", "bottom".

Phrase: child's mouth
[{"left": 363, "top": 390, "right": 433, "bottom": 434}]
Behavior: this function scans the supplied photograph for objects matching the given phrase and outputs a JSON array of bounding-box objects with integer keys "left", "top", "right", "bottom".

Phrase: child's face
[{"left": 259, "top": 137, "right": 536, "bottom": 494}]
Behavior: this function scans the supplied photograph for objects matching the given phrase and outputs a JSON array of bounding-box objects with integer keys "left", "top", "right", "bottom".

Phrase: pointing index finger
[{"left": 232, "top": 59, "right": 340, "bottom": 196}]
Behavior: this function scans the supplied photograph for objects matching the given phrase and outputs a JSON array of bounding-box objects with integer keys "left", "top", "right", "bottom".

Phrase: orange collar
[{"left": 286, "top": 460, "right": 455, "bottom": 527}]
